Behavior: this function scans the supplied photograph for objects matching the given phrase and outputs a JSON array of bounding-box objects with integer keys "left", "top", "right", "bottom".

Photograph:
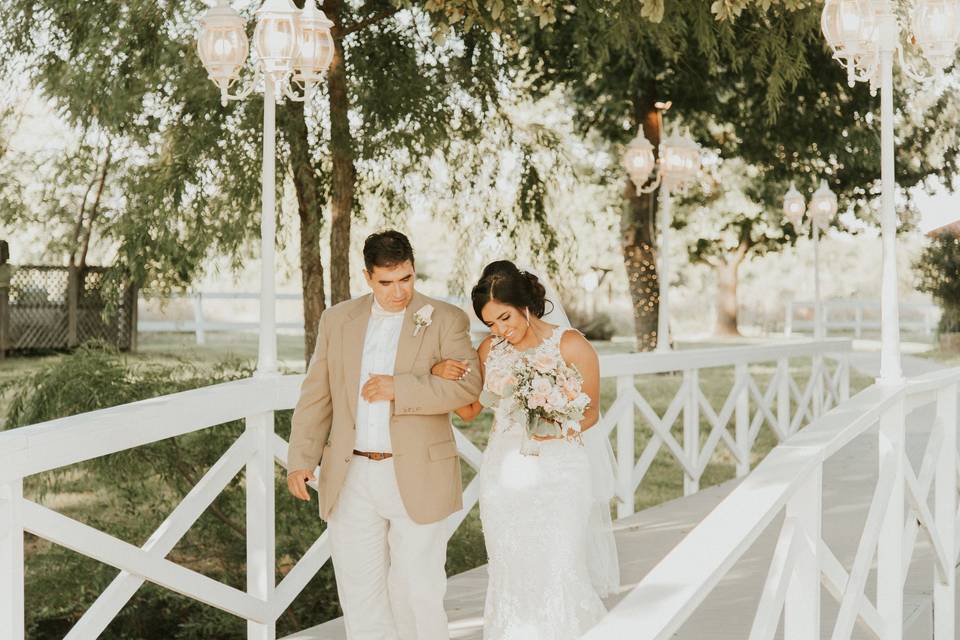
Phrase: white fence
[
  {"left": 137, "top": 292, "right": 489, "bottom": 344},
  {"left": 137, "top": 292, "right": 307, "bottom": 344},
  {"left": 587, "top": 367, "right": 960, "bottom": 640},
  {"left": 0, "top": 339, "right": 850, "bottom": 639},
  {"left": 786, "top": 299, "right": 941, "bottom": 338}
]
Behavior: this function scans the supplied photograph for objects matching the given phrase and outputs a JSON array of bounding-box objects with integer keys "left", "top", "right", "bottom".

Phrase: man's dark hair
[{"left": 363, "top": 230, "right": 415, "bottom": 272}]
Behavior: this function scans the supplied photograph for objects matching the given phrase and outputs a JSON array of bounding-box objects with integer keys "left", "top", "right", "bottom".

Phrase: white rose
[{"left": 547, "top": 389, "right": 567, "bottom": 411}]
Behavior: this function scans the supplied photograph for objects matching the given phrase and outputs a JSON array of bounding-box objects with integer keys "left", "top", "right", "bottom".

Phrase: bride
[{"left": 431, "top": 260, "right": 619, "bottom": 639}]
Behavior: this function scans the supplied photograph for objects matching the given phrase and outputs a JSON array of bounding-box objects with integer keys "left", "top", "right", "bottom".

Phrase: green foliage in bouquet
[{"left": 916, "top": 230, "right": 960, "bottom": 335}]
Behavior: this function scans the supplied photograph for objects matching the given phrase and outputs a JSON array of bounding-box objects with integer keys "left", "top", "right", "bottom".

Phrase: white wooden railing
[
  {"left": 786, "top": 299, "right": 941, "bottom": 338},
  {"left": 586, "top": 367, "right": 960, "bottom": 640},
  {"left": 0, "top": 339, "right": 850, "bottom": 639}
]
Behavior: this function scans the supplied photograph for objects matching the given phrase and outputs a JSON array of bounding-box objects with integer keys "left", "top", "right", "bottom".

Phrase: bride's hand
[
  {"left": 431, "top": 359, "right": 471, "bottom": 380},
  {"left": 532, "top": 427, "right": 581, "bottom": 442},
  {"left": 530, "top": 420, "right": 566, "bottom": 441},
  {"left": 531, "top": 433, "right": 561, "bottom": 441}
]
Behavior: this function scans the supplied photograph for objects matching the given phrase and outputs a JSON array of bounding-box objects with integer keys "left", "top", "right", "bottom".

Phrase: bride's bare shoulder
[{"left": 559, "top": 328, "right": 595, "bottom": 358}]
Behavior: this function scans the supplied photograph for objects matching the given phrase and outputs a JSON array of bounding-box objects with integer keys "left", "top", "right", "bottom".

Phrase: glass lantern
[
  {"left": 621, "top": 130, "right": 656, "bottom": 189},
  {"left": 912, "top": 0, "right": 960, "bottom": 71},
  {"left": 821, "top": 0, "right": 876, "bottom": 60},
  {"left": 197, "top": 0, "right": 249, "bottom": 96},
  {"left": 660, "top": 131, "right": 701, "bottom": 187},
  {"left": 809, "top": 179, "right": 839, "bottom": 230},
  {"left": 782, "top": 182, "right": 807, "bottom": 229},
  {"left": 253, "top": 0, "right": 300, "bottom": 80},
  {"left": 293, "top": 0, "right": 335, "bottom": 84}
]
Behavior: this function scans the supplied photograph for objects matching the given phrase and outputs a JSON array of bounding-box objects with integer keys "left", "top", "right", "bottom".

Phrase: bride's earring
[{"left": 525, "top": 309, "right": 531, "bottom": 325}]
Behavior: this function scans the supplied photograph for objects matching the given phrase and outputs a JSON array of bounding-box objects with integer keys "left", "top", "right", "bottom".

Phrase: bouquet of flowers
[{"left": 480, "top": 348, "right": 592, "bottom": 455}]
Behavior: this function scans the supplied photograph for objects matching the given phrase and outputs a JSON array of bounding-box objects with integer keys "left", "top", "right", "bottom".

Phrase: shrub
[
  {"left": 566, "top": 308, "right": 617, "bottom": 341},
  {"left": 916, "top": 229, "right": 960, "bottom": 335}
]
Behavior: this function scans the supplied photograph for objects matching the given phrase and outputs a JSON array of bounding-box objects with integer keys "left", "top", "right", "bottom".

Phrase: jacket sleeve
[
  {"left": 288, "top": 311, "right": 333, "bottom": 472},
  {"left": 393, "top": 308, "right": 482, "bottom": 416}
]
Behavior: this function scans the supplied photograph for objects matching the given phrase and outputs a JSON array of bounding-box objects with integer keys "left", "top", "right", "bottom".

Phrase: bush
[
  {"left": 916, "top": 230, "right": 960, "bottom": 335},
  {"left": 566, "top": 308, "right": 617, "bottom": 341}
]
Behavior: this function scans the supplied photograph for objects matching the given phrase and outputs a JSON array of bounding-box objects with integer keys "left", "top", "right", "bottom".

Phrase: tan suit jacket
[{"left": 288, "top": 290, "right": 482, "bottom": 524}]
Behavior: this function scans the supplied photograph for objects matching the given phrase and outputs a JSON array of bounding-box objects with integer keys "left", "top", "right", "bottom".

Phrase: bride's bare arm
[
  {"left": 433, "top": 336, "right": 494, "bottom": 422},
  {"left": 559, "top": 331, "right": 601, "bottom": 432}
]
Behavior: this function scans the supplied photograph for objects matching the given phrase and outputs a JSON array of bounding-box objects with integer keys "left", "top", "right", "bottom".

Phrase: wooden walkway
[{"left": 284, "top": 352, "right": 957, "bottom": 639}]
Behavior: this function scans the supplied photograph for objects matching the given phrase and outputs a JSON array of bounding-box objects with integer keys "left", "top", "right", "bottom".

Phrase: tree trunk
[
  {"left": 78, "top": 141, "right": 112, "bottom": 269},
  {"left": 621, "top": 91, "right": 661, "bottom": 351},
  {"left": 713, "top": 240, "right": 750, "bottom": 337},
  {"left": 327, "top": 4, "right": 354, "bottom": 306},
  {"left": 284, "top": 101, "right": 327, "bottom": 364}
]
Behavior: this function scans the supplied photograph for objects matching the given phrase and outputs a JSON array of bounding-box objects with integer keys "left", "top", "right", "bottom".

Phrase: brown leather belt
[{"left": 352, "top": 449, "right": 393, "bottom": 461}]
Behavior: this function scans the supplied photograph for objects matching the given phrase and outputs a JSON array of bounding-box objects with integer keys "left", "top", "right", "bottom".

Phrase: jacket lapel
[
  {"left": 343, "top": 294, "right": 373, "bottom": 422},
  {"left": 394, "top": 291, "right": 428, "bottom": 374}
]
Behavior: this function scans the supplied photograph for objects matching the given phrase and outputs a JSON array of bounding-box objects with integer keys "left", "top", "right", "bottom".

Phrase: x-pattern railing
[
  {"left": 586, "top": 367, "right": 960, "bottom": 640},
  {"left": 0, "top": 339, "right": 852, "bottom": 639},
  {"left": 604, "top": 341, "right": 851, "bottom": 516}
]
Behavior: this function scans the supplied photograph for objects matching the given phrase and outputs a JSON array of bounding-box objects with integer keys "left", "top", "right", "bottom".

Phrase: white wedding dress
[{"left": 478, "top": 325, "right": 609, "bottom": 640}]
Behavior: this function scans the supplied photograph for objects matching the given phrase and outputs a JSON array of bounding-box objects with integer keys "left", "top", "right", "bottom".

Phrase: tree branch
[
  {"left": 341, "top": 7, "right": 400, "bottom": 37},
  {"left": 703, "top": 254, "right": 723, "bottom": 268}
]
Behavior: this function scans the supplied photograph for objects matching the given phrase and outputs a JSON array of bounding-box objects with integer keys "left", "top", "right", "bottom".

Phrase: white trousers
[{"left": 327, "top": 456, "right": 449, "bottom": 640}]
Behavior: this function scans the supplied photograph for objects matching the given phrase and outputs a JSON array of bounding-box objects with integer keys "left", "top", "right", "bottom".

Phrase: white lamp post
[
  {"left": 622, "top": 125, "right": 701, "bottom": 352},
  {"left": 784, "top": 180, "right": 838, "bottom": 340},
  {"left": 809, "top": 180, "right": 839, "bottom": 342},
  {"left": 821, "top": 0, "right": 960, "bottom": 383},
  {"left": 197, "top": 0, "right": 334, "bottom": 377}
]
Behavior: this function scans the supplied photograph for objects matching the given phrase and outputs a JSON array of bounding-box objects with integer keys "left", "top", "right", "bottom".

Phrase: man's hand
[
  {"left": 287, "top": 469, "right": 316, "bottom": 501},
  {"left": 362, "top": 374, "right": 395, "bottom": 402}
]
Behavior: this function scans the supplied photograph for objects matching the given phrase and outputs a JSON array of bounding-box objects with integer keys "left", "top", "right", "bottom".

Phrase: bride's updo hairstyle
[{"left": 471, "top": 260, "right": 552, "bottom": 321}]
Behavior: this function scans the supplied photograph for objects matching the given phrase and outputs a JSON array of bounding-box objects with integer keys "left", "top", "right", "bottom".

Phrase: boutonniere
[{"left": 413, "top": 304, "right": 434, "bottom": 336}]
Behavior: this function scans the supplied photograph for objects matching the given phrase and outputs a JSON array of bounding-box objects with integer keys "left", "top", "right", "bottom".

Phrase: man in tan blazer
[{"left": 287, "top": 230, "right": 481, "bottom": 640}]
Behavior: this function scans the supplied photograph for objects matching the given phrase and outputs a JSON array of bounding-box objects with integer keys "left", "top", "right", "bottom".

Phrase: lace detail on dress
[{"left": 478, "top": 326, "right": 606, "bottom": 639}]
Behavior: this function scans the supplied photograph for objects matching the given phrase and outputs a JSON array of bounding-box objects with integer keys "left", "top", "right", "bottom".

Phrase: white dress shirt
[{"left": 354, "top": 298, "right": 406, "bottom": 452}]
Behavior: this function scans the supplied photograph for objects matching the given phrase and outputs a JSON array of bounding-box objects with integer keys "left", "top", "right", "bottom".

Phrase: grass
[
  {"left": 917, "top": 347, "right": 960, "bottom": 367},
  {"left": 3, "top": 332, "right": 874, "bottom": 635}
]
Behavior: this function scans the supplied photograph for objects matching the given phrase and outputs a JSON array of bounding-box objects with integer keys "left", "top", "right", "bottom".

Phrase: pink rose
[
  {"left": 531, "top": 377, "right": 552, "bottom": 395},
  {"left": 527, "top": 393, "right": 547, "bottom": 409}
]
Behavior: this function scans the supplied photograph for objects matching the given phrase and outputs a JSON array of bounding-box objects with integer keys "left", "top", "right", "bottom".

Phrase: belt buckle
[{"left": 355, "top": 449, "right": 390, "bottom": 461}]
